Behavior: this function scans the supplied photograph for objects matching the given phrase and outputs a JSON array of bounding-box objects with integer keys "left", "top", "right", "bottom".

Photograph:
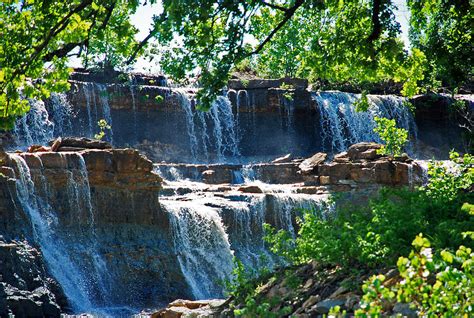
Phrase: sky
[{"left": 71, "top": 1, "right": 412, "bottom": 73}]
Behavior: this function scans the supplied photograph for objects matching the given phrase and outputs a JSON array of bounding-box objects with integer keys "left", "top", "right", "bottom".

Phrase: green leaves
[
  {"left": 373, "top": 116, "right": 409, "bottom": 156},
  {"left": 0, "top": 0, "right": 140, "bottom": 129}
]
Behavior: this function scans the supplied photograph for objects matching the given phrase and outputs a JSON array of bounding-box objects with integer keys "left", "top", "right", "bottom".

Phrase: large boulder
[
  {"left": 49, "top": 137, "right": 112, "bottom": 151},
  {"left": 347, "top": 142, "right": 382, "bottom": 161},
  {"left": 299, "top": 152, "right": 328, "bottom": 175}
]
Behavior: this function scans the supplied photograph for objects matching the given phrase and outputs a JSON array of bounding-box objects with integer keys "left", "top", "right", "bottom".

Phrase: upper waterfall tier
[{"left": 4, "top": 74, "right": 469, "bottom": 162}]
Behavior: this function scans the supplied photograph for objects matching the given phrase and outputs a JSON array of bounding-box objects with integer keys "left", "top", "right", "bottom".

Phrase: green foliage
[
  {"left": 408, "top": 0, "right": 472, "bottom": 91},
  {"left": 154, "top": 95, "right": 164, "bottom": 103},
  {"left": 424, "top": 152, "right": 474, "bottom": 202},
  {"left": 264, "top": 152, "right": 473, "bottom": 269},
  {"left": 354, "top": 91, "right": 370, "bottom": 112},
  {"left": 357, "top": 234, "right": 474, "bottom": 317},
  {"left": 94, "top": 119, "right": 111, "bottom": 141},
  {"left": 224, "top": 257, "right": 291, "bottom": 318},
  {"left": 0, "top": 0, "right": 141, "bottom": 130},
  {"left": 373, "top": 117, "right": 408, "bottom": 156},
  {"left": 393, "top": 48, "right": 428, "bottom": 97}
]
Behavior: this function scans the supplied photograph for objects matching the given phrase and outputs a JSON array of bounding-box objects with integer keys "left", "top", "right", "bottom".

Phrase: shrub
[
  {"left": 94, "top": 119, "right": 111, "bottom": 141},
  {"left": 357, "top": 234, "right": 474, "bottom": 317},
  {"left": 373, "top": 116, "right": 408, "bottom": 156},
  {"left": 263, "top": 152, "right": 473, "bottom": 269}
]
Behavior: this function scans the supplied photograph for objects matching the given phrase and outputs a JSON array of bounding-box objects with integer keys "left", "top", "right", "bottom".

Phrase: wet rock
[
  {"left": 201, "top": 168, "right": 233, "bottom": 184},
  {"left": 0, "top": 240, "right": 64, "bottom": 317},
  {"left": 238, "top": 185, "right": 263, "bottom": 193},
  {"left": 152, "top": 299, "right": 226, "bottom": 318},
  {"left": 299, "top": 152, "right": 327, "bottom": 174},
  {"left": 49, "top": 137, "right": 112, "bottom": 150},
  {"left": 347, "top": 142, "right": 382, "bottom": 161},
  {"left": 333, "top": 152, "right": 350, "bottom": 163}
]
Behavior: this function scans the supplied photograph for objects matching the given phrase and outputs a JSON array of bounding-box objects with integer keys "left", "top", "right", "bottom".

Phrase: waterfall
[
  {"left": 312, "top": 91, "right": 417, "bottom": 154},
  {"left": 177, "top": 90, "right": 199, "bottom": 160},
  {"left": 10, "top": 154, "right": 93, "bottom": 312},
  {"left": 49, "top": 93, "right": 73, "bottom": 137},
  {"left": 176, "top": 91, "right": 240, "bottom": 162},
  {"left": 9, "top": 153, "right": 113, "bottom": 314},
  {"left": 83, "top": 82, "right": 97, "bottom": 137},
  {"left": 164, "top": 199, "right": 234, "bottom": 299},
  {"left": 13, "top": 99, "right": 54, "bottom": 148}
]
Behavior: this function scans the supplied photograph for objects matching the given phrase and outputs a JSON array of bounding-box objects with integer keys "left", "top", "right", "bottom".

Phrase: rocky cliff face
[{"left": 0, "top": 142, "right": 201, "bottom": 315}]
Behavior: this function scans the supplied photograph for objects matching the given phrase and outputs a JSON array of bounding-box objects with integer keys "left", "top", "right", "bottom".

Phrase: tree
[
  {"left": 1, "top": 0, "right": 471, "bottom": 128},
  {"left": 408, "top": 0, "right": 473, "bottom": 91},
  {"left": 0, "top": 0, "right": 143, "bottom": 130}
]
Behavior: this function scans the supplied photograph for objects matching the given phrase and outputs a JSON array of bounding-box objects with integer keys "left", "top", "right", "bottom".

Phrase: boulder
[
  {"left": 347, "top": 142, "right": 382, "bottom": 161},
  {"left": 49, "top": 137, "right": 112, "bottom": 150},
  {"left": 299, "top": 152, "right": 327, "bottom": 174},
  {"left": 238, "top": 185, "right": 263, "bottom": 193}
]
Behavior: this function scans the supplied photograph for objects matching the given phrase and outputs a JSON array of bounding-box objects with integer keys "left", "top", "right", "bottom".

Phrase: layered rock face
[{"left": 0, "top": 142, "right": 199, "bottom": 314}]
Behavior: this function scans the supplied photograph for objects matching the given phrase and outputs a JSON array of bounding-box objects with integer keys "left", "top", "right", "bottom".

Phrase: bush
[
  {"left": 264, "top": 152, "right": 473, "bottom": 269},
  {"left": 373, "top": 116, "right": 408, "bottom": 156},
  {"left": 357, "top": 234, "right": 474, "bottom": 317}
]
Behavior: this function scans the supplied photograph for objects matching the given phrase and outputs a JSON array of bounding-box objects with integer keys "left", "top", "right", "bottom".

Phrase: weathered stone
[
  {"left": 152, "top": 299, "right": 226, "bottom": 318},
  {"left": 50, "top": 137, "right": 62, "bottom": 152},
  {"left": 238, "top": 185, "right": 263, "bottom": 193},
  {"left": 27, "top": 145, "right": 50, "bottom": 153},
  {"left": 299, "top": 152, "right": 327, "bottom": 174},
  {"left": 347, "top": 142, "right": 382, "bottom": 161},
  {"left": 319, "top": 176, "right": 331, "bottom": 185},
  {"left": 50, "top": 137, "right": 112, "bottom": 150},
  {"left": 302, "top": 295, "right": 321, "bottom": 310},
  {"left": 333, "top": 152, "right": 350, "bottom": 163}
]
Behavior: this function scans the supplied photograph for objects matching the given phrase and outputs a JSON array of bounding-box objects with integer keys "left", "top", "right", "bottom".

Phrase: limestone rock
[
  {"left": 238, "top": 185, "right": 263, "bottom": 193},
  {"left": 299, "top": 152, "right": 327, "bottom": 174},
  {"left": 49, "top": 137, "right": 112, "bottom": 150},
  {"left": 152, "top": 299, "right": 226, "bottom": 318},
  {"left": 347, "top": 142, "right": 382, "bottom": 161}
]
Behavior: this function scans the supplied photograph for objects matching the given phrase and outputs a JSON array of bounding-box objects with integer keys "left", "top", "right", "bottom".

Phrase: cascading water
[
  {"left": 9, "top": 153, "right": 115, "bottom": 315},
  {"left": 13, "top": 99, "right": 54, "bottom": 148},
  {"left": 176, "top": 91, "right": 240, "bottom": 162},
  {"left": 164, "top": 199, "right": 234, "bottom": 299},
  {"left": 50, "top": 93, "right": 74, "bottom": 137},
  {"left": 312, "top": 91, "right": 417, "bottom": 154}
]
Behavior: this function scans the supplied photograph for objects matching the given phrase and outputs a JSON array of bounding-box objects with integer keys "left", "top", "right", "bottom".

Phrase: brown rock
[
  {"left": 333, "top": 152, "right": 350, "bottom": 163},
  {"left": 27, "top": 145, "right": 51, "bottom": 153},
  {"left": 50, "top": 137, "right": 62, "bottom": 152},
  {"left": 50, "top": 137, "right": 112, "bottom": 150},
  {"left": 299, "top": 152, "right": 327, "bottom": 174},
  {"left": 319, "top": 176, "right": 331, "bottom": 185},
  {"left": 238, "top": 185, "right": 263, "bottom": 193},
  {"left": 347, "top": 142, "right": 382, "bottom": 161}
]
